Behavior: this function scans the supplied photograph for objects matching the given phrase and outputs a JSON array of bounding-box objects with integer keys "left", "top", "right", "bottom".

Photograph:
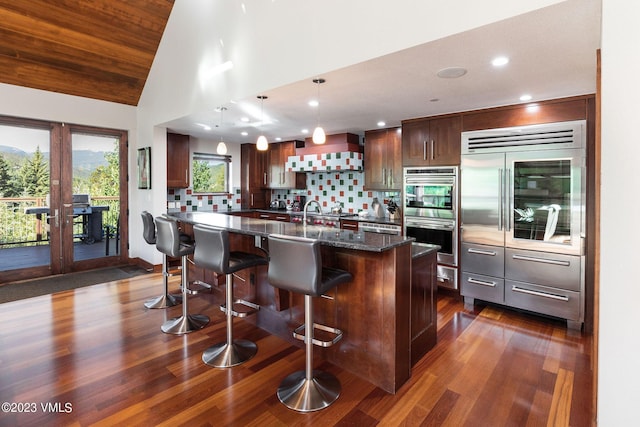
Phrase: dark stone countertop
[
  {"left": 169, "top": 211, "right": 413, "bottom": 252},
  {"left": 411, "top": 242, "right": 440, "bottom": 259}
]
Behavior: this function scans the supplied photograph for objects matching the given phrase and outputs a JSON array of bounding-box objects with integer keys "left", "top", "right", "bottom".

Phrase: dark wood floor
[{"left": 0, "top": 273, "right": 593, "bottom": 426}]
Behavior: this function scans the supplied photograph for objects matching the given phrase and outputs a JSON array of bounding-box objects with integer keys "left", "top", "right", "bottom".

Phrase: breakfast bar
[{"left": 170, "top": 211, "right": 438, "bottom": 394}]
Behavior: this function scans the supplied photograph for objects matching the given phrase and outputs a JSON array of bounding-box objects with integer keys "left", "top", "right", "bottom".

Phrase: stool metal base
[
  {"left": 144, "top": 293, "right": 182, "bottom": 309},
  {"left": 277, "top": 370, "right": 341, "bottom": 412},
  {"left": 161, "top": 314, "right": 209, "bottom": 335},
  {"left": 202, "top": 339, "right": 257, "bottom": 368}
]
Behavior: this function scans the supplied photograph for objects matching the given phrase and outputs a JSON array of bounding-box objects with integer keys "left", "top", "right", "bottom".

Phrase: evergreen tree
[
  {"left": 19, "top": 146, "right": 49, "bottom": 196},
  {"left": 89, "top": 143, "right": 119, "bottom": 196},
  {"left": 0, "top": 154, "right": 11, "bottom": 196}
]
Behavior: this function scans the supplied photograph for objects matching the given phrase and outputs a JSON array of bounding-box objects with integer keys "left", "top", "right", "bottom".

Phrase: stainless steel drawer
[
  {"left": 461, "top": 272, "right": 504, "bottom": 304},
  {"left": 505, "top": 280, "right": 581, "bottom": 321},
  {"left": 461, "top": 243, "right": 504, "bottom": 277},
  {"left": 505, "top": 249, "right": 581, "bottom": 291}
]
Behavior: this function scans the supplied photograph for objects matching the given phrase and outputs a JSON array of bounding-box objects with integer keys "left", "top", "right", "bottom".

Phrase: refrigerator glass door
[
  {"left": 506, "top": 149, "right": 584, "bottom": 254},
  {"left": 460, "top": 152, "right": 505, "bottom": 246}
]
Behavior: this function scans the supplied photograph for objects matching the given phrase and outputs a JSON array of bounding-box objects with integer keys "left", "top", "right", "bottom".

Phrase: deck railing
[{"left": 0, "top": 196, "right": 120, "bottom": 248}]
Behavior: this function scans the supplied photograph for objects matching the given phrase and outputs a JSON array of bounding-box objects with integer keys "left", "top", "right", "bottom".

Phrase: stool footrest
[
  {"left": 220, "top": 299, "right": 260, "bottom": 318},
  {"left": 293, "top": 323, "right": 343, "bottom": 347},
  {"left": 181, "top": 280, "right": 212, "bottom": 295}
]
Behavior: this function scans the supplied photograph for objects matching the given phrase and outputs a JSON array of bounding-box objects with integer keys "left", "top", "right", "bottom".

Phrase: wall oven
[{"left": 403, "top": 166, "right": 458, "bottom": 289}]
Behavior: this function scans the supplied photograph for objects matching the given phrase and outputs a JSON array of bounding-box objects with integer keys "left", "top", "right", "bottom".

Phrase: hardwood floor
[{"left": 0, "top": 273, "right": 593, "bottom": 426}]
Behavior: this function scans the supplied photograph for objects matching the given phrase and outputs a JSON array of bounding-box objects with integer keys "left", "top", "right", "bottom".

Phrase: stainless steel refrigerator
[{"left": 460, "top": 120, "right": 586, "bottom": 329}]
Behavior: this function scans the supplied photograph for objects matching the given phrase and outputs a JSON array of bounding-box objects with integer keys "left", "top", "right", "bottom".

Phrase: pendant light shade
[
  {"left": 216, "top": 107, "right": 228, "bottom": 155},
  {"left": 256, "top": 95, "right": 268, "bottom": 151},
  {"left": 312, "top": 78, "right": 326, "bottom": 144},
  {"left": 312, "top": 126, "right": 326, "bottom": 144}
]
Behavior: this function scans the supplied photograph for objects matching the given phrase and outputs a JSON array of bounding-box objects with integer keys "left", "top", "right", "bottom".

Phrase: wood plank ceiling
[{"left": 0, "top": 0, "right": 174, "bottom": 106}]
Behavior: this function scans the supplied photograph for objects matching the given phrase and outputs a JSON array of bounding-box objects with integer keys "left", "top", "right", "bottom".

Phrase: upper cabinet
[
  {"left": 240, "top": 143, "right": 267, "bottom": 209},
  {"left": 167, "top": 132, "right": 190, "bottom": 188},
  {"left": 402, "top": 115, "right": 462, "bottom": 166},
  {"left": 365, "top": 127, "right": 402, "bottom": 190},
  {"left": 267, "top": 140, "right": 305, "bottom": 189}
]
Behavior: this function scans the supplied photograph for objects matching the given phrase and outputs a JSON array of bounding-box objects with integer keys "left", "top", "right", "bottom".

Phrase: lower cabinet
[{"left": 461, "top": 242, "right": 584, "bottom": 329}]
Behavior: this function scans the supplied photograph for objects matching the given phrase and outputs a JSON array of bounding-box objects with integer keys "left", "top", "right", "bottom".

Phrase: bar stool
[
  {"left": 155, "top": 216, "right": 209, "bottom": 334},
  {"left": 141, "top": 211, "right": 181, "bottom": 309},
  {"left": 267, "top": 234, "right": 352, "bottom": 412},
  {"left": 193, "top": 225, "right": 268, "bottom": 367}
]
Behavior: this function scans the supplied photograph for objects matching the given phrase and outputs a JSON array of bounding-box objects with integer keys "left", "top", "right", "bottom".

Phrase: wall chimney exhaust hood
[{"left": 285, "top": 133, "right": 363, "bottom": 172}]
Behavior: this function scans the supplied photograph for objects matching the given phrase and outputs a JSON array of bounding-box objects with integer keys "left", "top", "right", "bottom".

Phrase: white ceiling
[{"left": 164, "top": 0, "right": 600, "bottom": 144}]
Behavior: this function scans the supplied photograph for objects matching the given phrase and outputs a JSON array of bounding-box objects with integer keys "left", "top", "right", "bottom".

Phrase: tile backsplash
[{"left": 166, "top": 172, "right": 400, "bottom": 217}]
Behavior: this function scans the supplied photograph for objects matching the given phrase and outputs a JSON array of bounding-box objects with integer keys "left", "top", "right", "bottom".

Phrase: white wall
[{"left": 598, "top": 0, "right": 640, "bottom": 424}]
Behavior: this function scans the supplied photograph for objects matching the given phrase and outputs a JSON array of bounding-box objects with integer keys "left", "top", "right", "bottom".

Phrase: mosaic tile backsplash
[{"left": 166, "top": 172, "right": 400, "bottom": 217}]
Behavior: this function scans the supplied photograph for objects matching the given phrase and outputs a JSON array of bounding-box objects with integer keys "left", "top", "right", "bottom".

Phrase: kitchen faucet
[{"left": 303, "top": 199, "right": 321, "bottom": 226}]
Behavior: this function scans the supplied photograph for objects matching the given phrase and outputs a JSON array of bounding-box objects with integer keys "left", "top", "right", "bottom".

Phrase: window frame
[{"left": 191, "top": 152, "right": 231, "bottom": 195}]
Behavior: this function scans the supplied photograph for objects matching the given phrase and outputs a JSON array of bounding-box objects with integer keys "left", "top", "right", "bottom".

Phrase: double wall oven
[{"left": 403, "top": 166, "right": 458, "bottom": 289}]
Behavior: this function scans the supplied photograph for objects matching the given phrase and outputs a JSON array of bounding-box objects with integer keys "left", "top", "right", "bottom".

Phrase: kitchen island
[{"left": 169, "top": 212, "right": 437, "bottom": 394}]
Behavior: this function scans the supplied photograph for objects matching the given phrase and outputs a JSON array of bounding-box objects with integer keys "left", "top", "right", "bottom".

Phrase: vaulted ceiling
[{"left": 0, "top": 0, "right": 174, "bottom": 106}]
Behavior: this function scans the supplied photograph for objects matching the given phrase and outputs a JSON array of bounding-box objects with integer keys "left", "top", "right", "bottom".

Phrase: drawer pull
[
  {"left": 468, "top": 248, "right": 497, "bottom": 256},
  {"left": 512, "top": 254, "right": 570, "bottom": 266},
  {"left": 511, "top": 286, "right": 569, "bottom": 301},
  {"left": 467, "top": 277, "right": 496, "bottom": 287}
]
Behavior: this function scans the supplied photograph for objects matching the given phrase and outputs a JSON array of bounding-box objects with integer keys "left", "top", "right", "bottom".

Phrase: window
[{"left": 192, "top": 152, "right": 230, "bottom": 194}]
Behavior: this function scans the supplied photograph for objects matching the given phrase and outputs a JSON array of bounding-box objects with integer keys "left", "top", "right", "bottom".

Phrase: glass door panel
[
  {"left": 506, "top": 149, "right": 584, "bottom": 255},
  {"left": 0, "top": 122, "right": 55, "bottom": 278}
]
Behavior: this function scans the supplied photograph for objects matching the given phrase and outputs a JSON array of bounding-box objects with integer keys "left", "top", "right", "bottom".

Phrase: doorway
[{"left": 0, "top": 117, "right": 129, "bottom": 283}]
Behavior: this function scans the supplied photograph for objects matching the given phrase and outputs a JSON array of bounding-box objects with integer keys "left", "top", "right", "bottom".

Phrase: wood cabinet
[
  {"left": 240, "top": 143, "right": 267, "bottom": 209},
  {"left": 340, "top": 219, "right": 359, "bottom": 231},
  {"left": 256, "top": 211, "right": 290, "bottom": 222},
  {"left": 402, "top": 115, "right": 462, "bottom": 166},
  {"left": 364, "top": 127, "right": 402, "bottom": 190},
  {"left": 266, "top": 141, "right": 306, "bottom": 189},
  {"left": 167, "top": 132, "right": 190, "bottom": 188},
  {"left": 411, "top": 246, "right": 438, "bottom": 366}
]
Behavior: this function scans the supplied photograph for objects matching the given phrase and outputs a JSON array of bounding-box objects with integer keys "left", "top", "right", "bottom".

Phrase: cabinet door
[
  {"left": 167, "top": 132, "right": 190, "bottom": 188},
  {"left": 402, "top": 119, "right": 430, "bottom": 166},
  {"left": 240, "top": 143, "right": 267, "bottom": 209},
  {"left": 267, "top": 143, "right": 283, "bottom": 188},
  {"left": 365, "top": 130, "right": 386, "bottom": 189},
  {"left": 430, "top": 116, "right": 461, "bottom": 166}
]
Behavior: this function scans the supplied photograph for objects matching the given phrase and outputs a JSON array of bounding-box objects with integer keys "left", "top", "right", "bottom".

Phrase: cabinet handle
[
  {"left": 430, "top": 140, "right": 435, "bottom": 160},
  {"left": 512, "top": 286, "right": 569, "bottom": 302},
  {"left": 185, "top": 169, "right": 188, "bottom": 183},
  {"left": 467, "top": 248, "right": 497, "bottom": 256},
  {"left": 389, "top": 169, "right": 393, "bottom": 187},
  {"left": 251, "top": 194, "right": 254, "bottom": 206},
  {"left": 467, "top": 277, "right": 496, "bottom": 287},
  {"left": 423, "top": 140, "right": 427, "bottom": 160},
  {"left": 342, "top": 223, "right": 357, "bottom": 229},
  {"left": 512, "top": 254, "right": 571, "bottom": 267}
]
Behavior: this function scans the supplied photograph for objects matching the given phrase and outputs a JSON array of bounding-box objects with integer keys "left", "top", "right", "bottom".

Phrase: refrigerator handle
[
  {"left": 505, "top": 168, "right": 511, "bottom": 231},
  {"left": 498, "top": 168, "right": 503, "bottom": 231}
]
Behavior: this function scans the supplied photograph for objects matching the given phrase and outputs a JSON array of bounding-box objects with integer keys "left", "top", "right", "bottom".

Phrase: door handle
[
  {"left": 467, "top": 277, "right": 497, "bottom": 287},
  {"left": 512, "top": 254, "right": 571, "bottom": 266},
  {"left": 467, "top": 248, "right": 497, "bottom": 256},
  {"left": 512, "top": 286, "right": 569, "bottom": 301},
  {"left": 46, "top": 209, "right": 59, "bottom": 228}
]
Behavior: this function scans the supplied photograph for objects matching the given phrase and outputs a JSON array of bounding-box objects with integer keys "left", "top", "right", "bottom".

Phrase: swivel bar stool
[
  {"left": 193, "top": 224, "right": 268, "bottom": 367},
  {"left": 267, "top": 234, "right": 352, "bottom": 412},
  {"left": 141, "top": 211, "right": 181, "bottom": 309},
  {"left": 155, "top": 216, "right": 209, "bottom": 334}
]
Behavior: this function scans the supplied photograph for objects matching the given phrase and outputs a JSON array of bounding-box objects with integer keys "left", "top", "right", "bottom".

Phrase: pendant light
[
  {"left": 216, "top": 107, "right": 228, "bottom": 155},
  {"left": 312, "top": 78, "right": 326, "bottom": 144},
  {"left": 256, "top": 95, "right": 268, "bottom": 151}
]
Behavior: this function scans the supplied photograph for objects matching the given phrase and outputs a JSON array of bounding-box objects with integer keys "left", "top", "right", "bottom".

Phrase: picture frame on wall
[{"left": 137, "top": 147, "right": 151, "bottom": 189}]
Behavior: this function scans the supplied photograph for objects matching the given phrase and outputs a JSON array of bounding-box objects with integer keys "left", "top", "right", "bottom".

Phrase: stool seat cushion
[
  {"left": 155, "top": 216, "right": 195, "bottom": 258},
  {"left": 267, "top": 234, "right": 352, "bottom": 297},
  {"left": 193, "top": 224, "right": 267, "bottom": 275}
]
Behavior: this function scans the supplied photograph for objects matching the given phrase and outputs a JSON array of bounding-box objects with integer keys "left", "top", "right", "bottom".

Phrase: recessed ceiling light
[
  {"left": 308, "top": 100, "right": 319, "bottom": 107},
  {"left": 241, "top": 131, "right": 248, "bottom": 136},
  {"left": 377, "top": 121, "right": 386, "bottom": 127},
  {"left": 520, "top": 94, "right": 532, "bottom": 101},
  {"left": 275, "top": 137, "right": 282, "bottom": 141},
  {"left": 301, "top": 129, "right": 309, "bottom": 134},
  {"left": 492, "top": 56, "right": 509, "bottom": 67},
  {"left": 240, "top": 117, "right": 250, "bottom": 122},
  {"left": 437, "top": 67, "right": 467, "bottom": 79}
]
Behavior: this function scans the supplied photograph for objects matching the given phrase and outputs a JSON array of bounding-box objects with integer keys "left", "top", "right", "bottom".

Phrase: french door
[{"left": 0, "top": 117, "right": 128, "bottom": 283}]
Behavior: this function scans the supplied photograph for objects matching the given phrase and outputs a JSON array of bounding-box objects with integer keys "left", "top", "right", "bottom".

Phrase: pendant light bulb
[
  {"left": 216, "top": 106, "right": 228, "bottom": 155},
  {"left": 312, "top": 78, "right": 326, "bottom": 144},
  {"left": 256, "top": 95, "right": 268, "bottom": 151}
]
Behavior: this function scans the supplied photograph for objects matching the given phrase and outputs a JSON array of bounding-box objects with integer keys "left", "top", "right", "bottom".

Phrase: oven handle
[
  {"left": 405, "top": 219, "right": 454, "bottom": 230},
  {"left": 405, "top": 176, "right": 455, "bottom": 185}
]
